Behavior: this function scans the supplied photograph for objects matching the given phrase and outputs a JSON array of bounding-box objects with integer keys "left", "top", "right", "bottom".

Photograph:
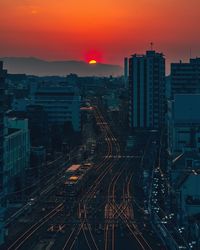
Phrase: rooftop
[{"left": 66, "top": 164, "right": 81, "bottom": 172}]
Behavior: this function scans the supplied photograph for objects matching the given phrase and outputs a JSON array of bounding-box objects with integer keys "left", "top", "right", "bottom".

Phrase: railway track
[
  {"left": 8, "top": 203, "right": 64, "bottom": 250},
  {"left": 60, "top": 106, "right": 121, "bottom": 250},
  {"left": 104, "top": 135, "right": 154, "bottom": 250},
  {"left": 7, "top": 106, "right": 156, "bottom": 250}
]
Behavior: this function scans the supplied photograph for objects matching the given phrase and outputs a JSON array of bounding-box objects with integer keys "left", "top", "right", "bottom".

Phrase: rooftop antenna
[{"left": 150, "top": 42, "right": 154, "bottom": 51}]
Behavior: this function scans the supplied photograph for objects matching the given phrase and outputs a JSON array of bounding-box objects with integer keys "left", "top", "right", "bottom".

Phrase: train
[{"left": 63, "top": 163, "right": 93, "bottom": 199}]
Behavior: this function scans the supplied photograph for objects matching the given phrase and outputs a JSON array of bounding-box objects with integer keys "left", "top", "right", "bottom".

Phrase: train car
[
  {"left": 64, "top": 164, "right": 81, "bottom": 177},
  {"left": 64, "top": 175, "right": 83, "bottom": 198},
  {"left": 64, "top": 162, "right": 94, "bottom": 200}
]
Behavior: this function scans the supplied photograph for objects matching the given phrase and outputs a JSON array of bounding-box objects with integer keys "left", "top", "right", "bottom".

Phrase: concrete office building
[
  {"left": 168, "top": 94, "right": 200, "bottom": 155},
  {"left": 171, "top": 58, "right": 200, "bottom": 97},
  {"left": 32, "top": 85, "right": 81, "bottom": 132},
  {"left": 129, "top": 50, "right": 166, "bottom": 129}
]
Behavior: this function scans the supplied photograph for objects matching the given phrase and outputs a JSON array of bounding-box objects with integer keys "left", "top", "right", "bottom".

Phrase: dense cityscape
[
  {"left": 1, "top": 0, "right": 200, "bottom": 249},
  {"left": 0, "top": 50, "right": 199, "bottom": 249}
]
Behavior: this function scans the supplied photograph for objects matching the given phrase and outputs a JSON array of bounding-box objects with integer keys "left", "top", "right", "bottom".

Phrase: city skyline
[
  {"left": 1, "top": 1, "right": 200, "bottom": 248},
  {"left": 1, "top": 0, "right": 200, "bottom": 66}
]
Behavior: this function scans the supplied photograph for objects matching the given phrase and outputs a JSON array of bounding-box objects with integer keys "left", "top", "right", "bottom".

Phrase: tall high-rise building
[
  {"left": 129, "top": 50, "right": 165, "bottom": 129},
  {"left": 0, "top": 62, "right": 7, "bottom": 192},
  {"left": 0, "top": 62, "right": 7, "bottom": 246},
  {"left": 124, "top": 57, "right": 128, "bottom": 88},
  {"left": 171, "top": 58, "right": 200, "bottom": 97}
]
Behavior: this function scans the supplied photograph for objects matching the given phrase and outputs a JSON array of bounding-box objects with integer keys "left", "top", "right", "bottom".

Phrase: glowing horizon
[{"left": 0, "top": 0, "right": 200, "bottom": 66}]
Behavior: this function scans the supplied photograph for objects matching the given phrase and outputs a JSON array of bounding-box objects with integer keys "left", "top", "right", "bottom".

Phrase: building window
[{"left": 186, "top": 159, "right": 193, "bottom": 168}]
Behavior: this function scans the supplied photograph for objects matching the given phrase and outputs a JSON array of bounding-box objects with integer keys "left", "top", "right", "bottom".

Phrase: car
[{"left": 28, "top": 197, "right": 37, "bottom": 206}]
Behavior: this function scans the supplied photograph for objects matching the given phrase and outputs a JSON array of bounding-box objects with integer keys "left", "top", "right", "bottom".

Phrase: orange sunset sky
[{"left": 0, "top": 0, "right": 200, "bottom": 66}]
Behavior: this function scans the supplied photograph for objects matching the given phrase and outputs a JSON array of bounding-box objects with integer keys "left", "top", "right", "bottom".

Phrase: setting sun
[{"left": 89, "top": 59, "right": 97, "bottom": 64}]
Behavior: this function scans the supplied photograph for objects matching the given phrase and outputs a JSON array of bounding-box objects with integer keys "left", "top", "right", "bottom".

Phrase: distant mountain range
[{"left": 0, "top": 57, "right": 123, "bottom": 77}]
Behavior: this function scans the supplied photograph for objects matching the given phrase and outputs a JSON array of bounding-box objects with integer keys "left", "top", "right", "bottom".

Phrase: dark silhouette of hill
[{"left": 0, "top": 57, "right": 123, "bottom": 76}]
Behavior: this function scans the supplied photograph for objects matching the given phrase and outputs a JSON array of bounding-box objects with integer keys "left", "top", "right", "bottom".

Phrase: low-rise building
[{"left": 171, "top": 152, "right": 200, "bottom": 245}]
